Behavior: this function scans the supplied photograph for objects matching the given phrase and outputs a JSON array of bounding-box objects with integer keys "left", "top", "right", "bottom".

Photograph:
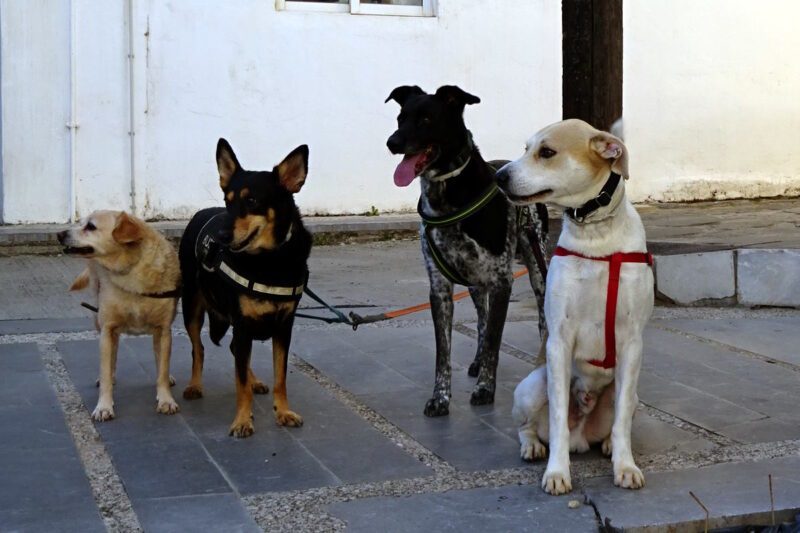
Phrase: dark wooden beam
[{"left": 562, "top": 0, "right": 622, "bottom": 132}]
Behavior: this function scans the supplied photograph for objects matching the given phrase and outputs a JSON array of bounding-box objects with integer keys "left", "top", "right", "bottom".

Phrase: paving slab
[
  {"left": 658, "top": 316, "right": 800, "bottom": 367},
  {"left": 134, "top": 493, "right": 261, "bottom": 533},
  {"left": 0, "top": 317, "right": 96, "bottom": 335},
  {"left": 0, "top": 343, "right": 105, "bottom": 532},
  {"left": 587, "top": 455, "right": 800, "bottom": 531},
  {"left": 327, "top": 483, "right": 599, "bottom": 532},
  {"left": 292, "top": 325, "right": 530, "bottom": 471},
  {"left": 57, "top": 333, "right": 430, "bottom": 499}
]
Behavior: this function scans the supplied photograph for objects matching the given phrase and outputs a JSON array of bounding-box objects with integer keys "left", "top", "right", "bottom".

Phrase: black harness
[
  {"left": 195, "top": 213, "right": 306, "bottom": 301},
  {"left": 564, "top": 171, "right": 622, "bottom": 223},
  {"left": 418, "top": 181, "right": 548, "bottom": 287}
]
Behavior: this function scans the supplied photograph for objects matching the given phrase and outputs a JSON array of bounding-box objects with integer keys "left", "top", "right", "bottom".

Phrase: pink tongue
[{"left": 394, "top": 153, "right": 425, "bottom": 187}]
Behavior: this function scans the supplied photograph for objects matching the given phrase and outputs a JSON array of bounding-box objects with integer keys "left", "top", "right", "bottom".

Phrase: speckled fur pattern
[{"left": 419, "top": 173, "right": 547, "bottom": 417}]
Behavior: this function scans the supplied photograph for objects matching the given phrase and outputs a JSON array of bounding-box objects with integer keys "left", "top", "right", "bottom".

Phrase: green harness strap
[{"left": 417, "top": 182, "right": 501, "bottom": 286}]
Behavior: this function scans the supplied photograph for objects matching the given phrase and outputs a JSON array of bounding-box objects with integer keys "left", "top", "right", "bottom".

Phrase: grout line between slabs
[{"left": 38, "top": 342, "right": 142, "bottom": 533}]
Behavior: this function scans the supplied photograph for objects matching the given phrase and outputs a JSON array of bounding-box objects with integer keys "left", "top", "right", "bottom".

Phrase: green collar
[{"left": 417, "top": 182, "right": 500, "bottom": 227}]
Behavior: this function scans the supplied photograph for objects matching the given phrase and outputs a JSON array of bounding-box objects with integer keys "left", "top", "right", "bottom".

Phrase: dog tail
[
  {"left": 69, "top": 268, "right": 91, "bottom": 292},
  {"left": 208, "top": 313, "right": 230, "bottom": 346}
]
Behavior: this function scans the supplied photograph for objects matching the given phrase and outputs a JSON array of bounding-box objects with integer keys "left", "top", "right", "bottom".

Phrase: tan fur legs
[
  {"left": 273, "top": 332, "right": 302, "bottom": 427},
  {"left": 183, "top": 297, "right": 206, "bottom": 400},
  {"left": 93, "top": 326, "right": 119, "bottom": 421},
  {"left": 153, "top": 328, "right": 179, "bottom": 415},
  {"left": 229, "top": 334, "right": 255, "bottom": 438}
]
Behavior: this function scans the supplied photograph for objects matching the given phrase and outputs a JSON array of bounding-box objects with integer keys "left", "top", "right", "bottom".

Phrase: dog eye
[
  {"left": 538, "top": 147, "right": 557, "bottom": 159},
  {"left": 85, "top": 222, "right": 96, "bottom": 231},
  {"left": 245, "top": 197, "right": 258, "bottom": 208},
  {"left": 419, "top": 116, "right": 431, "bottom": 126}
]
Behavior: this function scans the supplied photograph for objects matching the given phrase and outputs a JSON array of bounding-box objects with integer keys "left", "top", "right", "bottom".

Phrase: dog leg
[
  {"left": 518, "top": 225, "right": 548, "bottom": 340},
  {"left": 467, "top": 287, "right": 488, "bottom": 378},
  {"left": 425, "top": 277, "right": 454, "bottom": 417},
  {"left": 470, "top": 281, "right": 511, "bottom": 406},
  {"left": 248, "top": 367, "right": 269, "bottom": 395},
  {"left": 612, "top": 340, "right": 645, "bottom": 489},
  {"left": 153, "top": 328, "right": 179, "bottom": 415},
  {"left": 541, "top": 335, "right": 573, "bottom": 495},
  {"left": 229, "top": 333, "right": 255, "bottom": 438},
  {"left": 93, "top": 326, "right": 119, "bottom": 422},
  {"left": 513, "top": 368, "right": 549, "bottom": 461},
  {"left": 182, "top": 294, "right": 206, "bottom": 400},
  {"left": 272, "top": 325, "right": 303, "bottom": 427}
]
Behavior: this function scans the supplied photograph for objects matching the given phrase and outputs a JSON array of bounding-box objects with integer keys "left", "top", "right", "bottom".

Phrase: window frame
[{"left": 275, "top": 0, "right": 436, "bottom": 17}]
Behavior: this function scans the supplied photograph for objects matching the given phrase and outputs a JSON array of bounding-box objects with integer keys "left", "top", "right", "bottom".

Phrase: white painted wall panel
[
  {"left": 624, "top": 0, "right": 800, "bottom": 202},
  {"left": 1, "top": 0, "right": 71, "bottom": 223},
  {"left": 73, "top": 0, "right": 132, "bottom": 215},
  {"left": 133, "top": 0, "right": 562, "bottom": 218}
]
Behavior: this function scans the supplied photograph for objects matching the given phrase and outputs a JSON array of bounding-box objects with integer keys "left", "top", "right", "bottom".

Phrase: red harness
[{"left": 554, "top": 246, "right": 653, "bottom": 369}]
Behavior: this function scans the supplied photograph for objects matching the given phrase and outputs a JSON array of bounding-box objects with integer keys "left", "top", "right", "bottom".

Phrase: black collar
[{"left": 564, "top": 172, "right": 622, "bottom": 222}]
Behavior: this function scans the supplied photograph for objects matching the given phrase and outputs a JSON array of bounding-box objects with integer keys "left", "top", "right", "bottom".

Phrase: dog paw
[
  {"left": 520, "top": 441, "right": 547, "bottom": 461},
  {"left": 92, "top": 404, "right": 115, "bottom": 422},
  {"left": 156, "top": 397, "right": 180, "bottom": 415},
  {"left": 275, "top": 410, "right": 303, "bottom": 427},
  {"left": 423, "top": 397, "right": 450, "bottom": 417},
  {"left": 470, "top": 386, "right": 495, "bottom": 406},
  {"left": 182, "top": 385, "right": 203, "bottom": 400},
  {"left": 602, "top": 437, "right": 612, "bottom": 457},
  {"left": 542, "top": 469, "right": 572, "bottom": 495},
  {"left": 467, "top": 361, "right": 480, "bottom": 377},
  {"left": 614, "top": 463, "right": 645, "bottom": 489},
  {"left": 570, "top": 439, "right": 591, "bottom": 454},
  {"left": 252, "top": 381, "right": 269, "bottom": 395},
  {"left": 229, "top": 419, "right": 255, "bottom": 438}
]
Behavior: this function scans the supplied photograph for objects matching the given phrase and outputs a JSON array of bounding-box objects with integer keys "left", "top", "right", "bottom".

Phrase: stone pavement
[{"left": 1, "top": 235, "right": 800, "bottom": 531}]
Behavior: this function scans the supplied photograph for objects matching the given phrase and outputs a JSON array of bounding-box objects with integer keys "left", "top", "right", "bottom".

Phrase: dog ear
[
  {"left": 275, "top": 145, "right": 309, "bottom": 193},
  {"left": 217, "top": 138, "right": 241, "bottom": 189},
  {"left": 591, "top": 132, "right": 629, "bottom": 179},
  {"left": 434, "top": 85, "right": 481, "bottom": 108},
  {"left": 385, "top": 85, "right": 425, "bottom": 106},
  {"left": 112, "top": 212, "right": 144, "bottom": 244}
]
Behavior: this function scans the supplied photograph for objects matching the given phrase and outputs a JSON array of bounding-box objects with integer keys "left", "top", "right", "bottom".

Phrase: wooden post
[{"left": 562, "top": 0, "right": 623, "bottom": 132}]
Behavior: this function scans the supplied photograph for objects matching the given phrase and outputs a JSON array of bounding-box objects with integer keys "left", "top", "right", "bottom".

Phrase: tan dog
[{"left": 58, "top": 211, "right": 181, "bottom": 421}]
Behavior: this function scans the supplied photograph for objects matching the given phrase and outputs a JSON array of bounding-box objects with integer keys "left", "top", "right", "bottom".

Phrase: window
[{"left": 275, "top": 0, "right": 436, "bottom": 17}]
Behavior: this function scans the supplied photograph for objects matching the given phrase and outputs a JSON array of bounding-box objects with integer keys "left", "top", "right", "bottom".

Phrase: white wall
[
  {"left": 624, "top": 0, "right": 800, "bottom": 202},
  {"left": 1, "top": 0, "right": 72, "bottom": 223},
  {"left": 0, "top": 0, "right": 562, "bottom": 223}
]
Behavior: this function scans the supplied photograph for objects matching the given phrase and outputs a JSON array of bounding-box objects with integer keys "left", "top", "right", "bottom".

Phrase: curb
[
  {"left": 654, "top": 249, "right": 800, "bottom": 308},
  {"left": 0, "top": 214, "right": 421, "bottom": 248}
]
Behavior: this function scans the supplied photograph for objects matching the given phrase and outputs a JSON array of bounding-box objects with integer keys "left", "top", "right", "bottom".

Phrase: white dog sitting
[
  {"left": 512, "top": 366, "right": 615, "bottom": 461},
  {"left": 497, "top": 119, "right": 654, "bottom": 494}
]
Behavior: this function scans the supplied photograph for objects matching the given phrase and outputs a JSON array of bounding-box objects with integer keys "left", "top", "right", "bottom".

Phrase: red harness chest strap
[{"left": 554, "top": 246, "right": 653, "bottom": 369}]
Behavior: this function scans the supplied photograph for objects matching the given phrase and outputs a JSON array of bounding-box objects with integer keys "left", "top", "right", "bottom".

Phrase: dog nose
[
  {"left": 57, "top": 230, "right": 67, "bottom": 244},
  {"left": 386, "top": 134, "right": 404, "bottom": 155}
]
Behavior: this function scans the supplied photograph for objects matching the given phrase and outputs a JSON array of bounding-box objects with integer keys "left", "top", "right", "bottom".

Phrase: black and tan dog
[
  {"left": 179, "top": 139, "right": 311, "bottom": 437},
  {"left": 385, "top": 85, "right": 549, "bottom": 416}
]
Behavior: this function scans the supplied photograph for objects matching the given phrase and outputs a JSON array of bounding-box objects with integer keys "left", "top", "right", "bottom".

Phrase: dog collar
[
  {"left": 421, "top": 133, "right": 474, "bottom": 182},
  {"left": 564, "top": 171, "right": 622, "bottom": 223}
]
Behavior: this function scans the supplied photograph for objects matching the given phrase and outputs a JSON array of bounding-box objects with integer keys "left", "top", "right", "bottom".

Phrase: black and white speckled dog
[{"left": 385, "top": 85, "right": 548, "bottom": 416}]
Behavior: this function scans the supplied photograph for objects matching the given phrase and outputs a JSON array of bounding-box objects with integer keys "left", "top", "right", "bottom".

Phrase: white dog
[{"left": 497, "top": 119, "right": 654, "bottom": 494}]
